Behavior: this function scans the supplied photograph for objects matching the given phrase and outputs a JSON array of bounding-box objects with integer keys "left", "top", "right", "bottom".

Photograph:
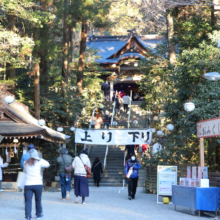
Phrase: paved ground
[{"left": 0, "top": 187, "right": 216, "bottom": 220}]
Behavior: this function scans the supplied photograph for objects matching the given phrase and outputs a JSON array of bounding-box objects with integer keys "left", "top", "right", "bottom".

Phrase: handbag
[
  {"left": 17, "top": 172, "right": 26, "bottom": 189},
  {"left": 61, "top": 155, "right": 72, "bottom": 173},
  {"left": 79, "top": 156, "right": 91, "bottom": 178}
]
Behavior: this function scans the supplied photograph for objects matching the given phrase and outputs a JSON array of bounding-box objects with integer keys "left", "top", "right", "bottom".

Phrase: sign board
[
  {"left": 0, "top": 135, "right": 4, "bottom": 143},
  {"left": 75, "top": 129, "right": 152, "bottom": 145},
  {"left": 157, "top": 165, "right": 178, "bottom": 198},
  {"left": 197, "top": 117, "right": 220, "bottom": 138}
]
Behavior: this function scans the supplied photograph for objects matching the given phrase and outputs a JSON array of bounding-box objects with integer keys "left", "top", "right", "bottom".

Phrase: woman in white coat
[
  {"left": 72, "top": 150, "right": 91, "bottom": 204},
  {"left": 24, "top": 149, "right": 50, "bottom": 220},
  {"left": 0, "top": 155, "right": 8, "bottom": 192}
]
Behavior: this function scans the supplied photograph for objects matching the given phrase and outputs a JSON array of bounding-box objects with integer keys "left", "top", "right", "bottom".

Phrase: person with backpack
[
  {"left": 123, "top": 93, "right": 131, "bottom": 114},
  {"left": 124, "top": 154, "right": 141, "bottom": 200},
  {"left": 56, "top": 148, "right": 73, "bottom": 200},
  {"left": 91, "top": 157, "right": 103, "bottom": 187}
]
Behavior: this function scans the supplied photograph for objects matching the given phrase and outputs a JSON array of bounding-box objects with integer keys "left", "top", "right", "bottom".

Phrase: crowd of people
[{"left": 0, "top": 141, "right": 148, "bottom": 219}]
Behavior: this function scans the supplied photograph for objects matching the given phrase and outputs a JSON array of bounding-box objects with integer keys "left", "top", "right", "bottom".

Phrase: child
[{"left": 0, "top": 155, "right": 9, "bottom": 191}]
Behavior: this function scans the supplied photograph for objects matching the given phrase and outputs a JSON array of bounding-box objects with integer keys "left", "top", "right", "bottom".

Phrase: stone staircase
[
  {"left": 88, "top": 145, "right": 146, "bottom": 187},
  {"left": 88, "top": 101, "right": 147, "bottom": 187},
  {"left": 88, "top": 145, "right": 125, "bottom": 187},
  {"left": 102, "top": 101, "right": 147, "bottom": 129}
]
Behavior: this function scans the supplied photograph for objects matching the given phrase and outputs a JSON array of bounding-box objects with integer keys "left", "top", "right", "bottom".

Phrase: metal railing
[
  {"left": 103, "top": 145, "right": 109, "bottom": 170},
  {"left": 127, "top": 90, "right": 132, "bottom": 128},
  {"left": 111, "top": 91, "right": 117, "bottom": 127},
  {"left": 84, "top": 103, "right": 97, "bottom": 153}
]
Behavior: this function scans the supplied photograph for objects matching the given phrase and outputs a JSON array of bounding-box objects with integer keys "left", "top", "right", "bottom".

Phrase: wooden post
[{"left": 199, "top": 137, "right": 204, "bottom": 167}]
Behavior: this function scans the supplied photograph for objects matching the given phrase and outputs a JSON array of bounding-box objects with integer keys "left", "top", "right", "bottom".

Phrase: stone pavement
[{"left": 0, "top": 187, "right": 215, "bottom": 220}]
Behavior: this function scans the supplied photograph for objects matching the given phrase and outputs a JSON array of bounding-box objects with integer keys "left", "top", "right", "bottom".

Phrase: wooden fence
[{"left": 145, "top": 164, "right": 220, "bottom": 193}]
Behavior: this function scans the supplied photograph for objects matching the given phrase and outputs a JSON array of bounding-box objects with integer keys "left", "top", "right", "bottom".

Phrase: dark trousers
[
  {"left": 124, "top": 104, "right": 128, "bottom": 112},
  {"left": 128, "top": 178, "right": 138, "bottom": 198},
  {"left": 25, "top": 185, "right": 43, "bottom": 218},
  {"left": 60, "top": 174, "right": 71, "bottom": 199}
]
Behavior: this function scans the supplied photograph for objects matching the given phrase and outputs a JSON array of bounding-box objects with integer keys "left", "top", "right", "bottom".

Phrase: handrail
[
  {"left": 123, "top": 151, "right": 126, "bottom": 166},
  {"left": 127, "top": 90, "right": 132, "bottom": 128},
  {"left": 111, "top": 91, "right": 117, "bottom": 127},
  {"left": 85, "top": 103, "right": 96, "bottom": 152},
  {"left": 103, "top": 145, "right": 109, "bottom": 170}
]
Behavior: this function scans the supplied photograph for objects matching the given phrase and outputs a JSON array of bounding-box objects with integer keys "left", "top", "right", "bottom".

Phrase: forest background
[{"left": 1, "top": 0, "right": 220, "bottom": 170}]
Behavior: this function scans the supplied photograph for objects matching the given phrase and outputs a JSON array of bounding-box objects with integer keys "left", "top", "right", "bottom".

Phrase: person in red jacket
[
  {"left": 120, "top": 90, "right": 125, "bottom": 98},
  {"left": 135, "top": 144, "right": 148, "bottom": 162}
]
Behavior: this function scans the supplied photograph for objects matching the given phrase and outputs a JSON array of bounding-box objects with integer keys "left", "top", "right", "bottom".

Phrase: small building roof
[{"left": 0, "top": 88, "right": 70, "bottom": 143}]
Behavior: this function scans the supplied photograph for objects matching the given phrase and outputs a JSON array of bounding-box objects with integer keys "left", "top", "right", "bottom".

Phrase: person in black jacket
[{"left": 91, "top": 157, "right": 103, "bottom": 187}]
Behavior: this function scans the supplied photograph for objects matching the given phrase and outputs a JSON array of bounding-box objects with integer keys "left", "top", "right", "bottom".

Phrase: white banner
[
  {"left": 197, "top": 117, "right": 220, "bottom": 138},
  {"left": 75, "top": 129, "right": 152, "bottom": 145}
]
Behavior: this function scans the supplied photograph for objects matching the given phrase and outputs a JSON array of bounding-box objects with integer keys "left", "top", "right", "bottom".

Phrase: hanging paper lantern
[
  {"left": 113, "top": 121, "right": 118, "bottom": 126},
  {"left": 151, "top": 128, "right": 156, "bottom": 133},
  {"left": 70, "top": 127, "right": 75, "bottom": 131},
  {"left": 153, "top": 116, "right": 158, "bottom": 120},
  {"left": 203, "top": 72, "right": 220, "bottom": 81},
  {"left": 167, "top": 124, "right": 174, "bottom": 131},
  {"left": 184, "top": 101, "right": 195, "bottom": 112},
  {"left": 133, "top": 120, "right": 138, "bottom": 125},
  {"left": 38, "top": 119, "right": 45, "bottom": 126},
  {"left": 4, "top": 95, "right": 15, "bottom": 104},
  {"left": 57, "top": 127, "right": 63, "bottom": 132},
  {"left": 13, "top": 138, "right": 19, "bottom": 143},
  {"left": 157, "top": 130, "right": 163, "bottom": 136}
]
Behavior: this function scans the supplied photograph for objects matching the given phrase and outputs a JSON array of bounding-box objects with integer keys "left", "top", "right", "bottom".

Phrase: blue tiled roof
[{"left": 86, "top": 35, "right": 164, "bottom": 64}]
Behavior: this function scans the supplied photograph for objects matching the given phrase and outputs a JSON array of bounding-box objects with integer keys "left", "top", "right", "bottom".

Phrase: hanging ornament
[
  {"left": 57, "top": 127, "right": 63, "bottom": 132},
  {"left": 151, "top": 128, "right": 156, "bottom": 133},
  {"left": 167, "top": 124, "right": 174, "bottom": 131},
  {"left": 113, "top": 121, "right": 118, "bottom": 126},
  {"left": 133, "top": 120, "right": 138, "bottom": 125},
  {"left": 184, "top": 101, "right": 195, "bottom": 112},
  {"left": 157, "top": 130, "right": 163, "bottom": 136},
  {"left": 14, "top": 146, "right": 17, "bottom": 154},
  {"left": 5, "top": 147, "right": 8, "bottom": 155},
  {"left": 70, "top": 127, "right": 75, "bottom": 131},
  {"left": 38, "top": 119, "right": 45, "bottom": 126},
  {"left": 153, "top": 116, "right": 158, "bottom": 120},
  {"left": 4, "top": 95, "right": 15, "bottom": 104}
]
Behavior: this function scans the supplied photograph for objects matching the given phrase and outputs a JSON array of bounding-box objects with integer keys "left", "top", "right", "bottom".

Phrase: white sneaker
[
  {"left": 75, "top": 197, "right": 79, "bottom": 203},
  {"left": 0, "top": 189, "right": 4, "bottom": 192},
  {"left": 82, "top": 201, "right": 86, "bottom": 205},
  {"left": 66, "top": 191, "right": 70, "bottom": 200}
]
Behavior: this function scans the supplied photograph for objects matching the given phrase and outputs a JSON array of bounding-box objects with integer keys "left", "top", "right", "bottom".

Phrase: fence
[{"left": 145, "top": 164, "right": 219, "bottom": 193}]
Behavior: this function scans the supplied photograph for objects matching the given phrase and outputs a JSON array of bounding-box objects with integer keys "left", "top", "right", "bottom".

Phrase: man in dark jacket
[
  {"left": 101, "top": 82, "right": 110, "bottom": 101},
  {"left": 125, "top": 145, "right": 135, "bottom": 160},
  {"left": 124, "top": 154, "right": 141, "bottom": 200},
  {"left": 57, "top": 148, "right": 73, "bottom": 200}
]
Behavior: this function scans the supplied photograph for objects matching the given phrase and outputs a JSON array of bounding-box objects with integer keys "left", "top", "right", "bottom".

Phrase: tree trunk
[
  {"left": 167, "top": 10, "right": 176, "bottom": 65},
  {"left": 34, "top": 27, "right": 40, "bottom": 117},
  {"left": 211, "top": 0, "right": 219, "bottom": 30},
  {"left": 70, "top": 25, "right": 76, "bottom": 63},
  {"left": 62, "top": 0, "right": 69, "bottom": 86},
  {"left": 77, "top": 21, "right": 88, "bottom": 95},
  {"left": 8, "top": 14, "right": 16, "bottom": 93}
]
